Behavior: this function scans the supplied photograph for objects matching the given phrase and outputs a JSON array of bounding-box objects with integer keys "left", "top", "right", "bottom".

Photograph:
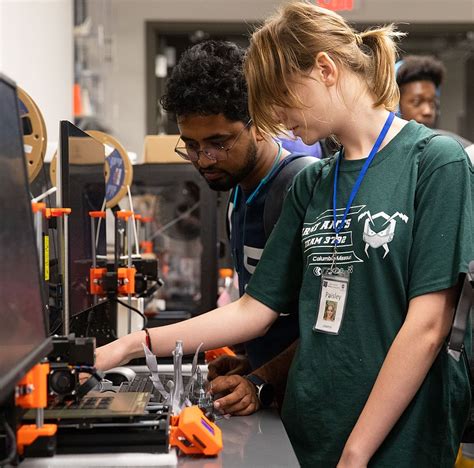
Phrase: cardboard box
[{"left": 143, "top": 135, "right": 189, "bottom": 164}]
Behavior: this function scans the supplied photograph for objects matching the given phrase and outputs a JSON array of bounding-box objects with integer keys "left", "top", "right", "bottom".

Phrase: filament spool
[
  {"left": 17, "top": 87, "right": 47, "bottom": 183},
  {"left": 50, "top": 130, "right": 133, "bottom": 208},
  {"left": 87, "top": 130, "right": 133, "bottom": 209}
]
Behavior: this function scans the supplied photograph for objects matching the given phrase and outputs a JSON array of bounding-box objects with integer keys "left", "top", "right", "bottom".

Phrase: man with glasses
[{"left": 161, "top": 40, "right": 319, "bottom": 415}]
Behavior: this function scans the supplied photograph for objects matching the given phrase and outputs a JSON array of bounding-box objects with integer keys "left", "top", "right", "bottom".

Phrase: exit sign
[{"left": 316, "top": 0, "right": 354, "bottom": 11}]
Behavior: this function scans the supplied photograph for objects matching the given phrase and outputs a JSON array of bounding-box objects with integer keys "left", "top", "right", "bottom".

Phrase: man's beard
[{"left": 201, "top": 140, "right": 258, "bottom": 192}]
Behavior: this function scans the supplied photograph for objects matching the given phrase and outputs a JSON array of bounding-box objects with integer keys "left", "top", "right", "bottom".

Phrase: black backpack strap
[
  {"left": 225, "top": 189, "right": 235, "bottom": 242},
  {"left": 447, "top": 261, "right": 474, "bottom": 361},
  {"left": 319, "top": 137, "right": 339, "bottom": 158},
  {"left": 263, "top": 156, "right": 318, "bottom": 239},
  {"left": 421, "top": 132, "right": 474, "bottom": 362}
]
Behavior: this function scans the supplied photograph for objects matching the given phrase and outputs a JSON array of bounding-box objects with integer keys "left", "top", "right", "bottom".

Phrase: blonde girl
[{"left": 96, "top": 3, "right": 473, "bottom": 466}]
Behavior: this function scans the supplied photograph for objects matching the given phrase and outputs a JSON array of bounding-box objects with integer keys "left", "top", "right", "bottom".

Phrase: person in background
[
  {"left": 396, "top": 54, "right": 472, "bottom": 147},
  {"left": 96, "top": 3, "right": 473, "bottom": 465},
  {"left": 160, "top": 40, "right": 318, "bottom": 415},
  {"left": 278, "top": 132, "right": 329, "bottom": 157}
]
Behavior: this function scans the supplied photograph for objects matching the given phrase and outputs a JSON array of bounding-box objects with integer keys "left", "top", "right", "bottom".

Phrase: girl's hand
[{"left": 94, "top": 339, "right": 129, "bottom": 371}]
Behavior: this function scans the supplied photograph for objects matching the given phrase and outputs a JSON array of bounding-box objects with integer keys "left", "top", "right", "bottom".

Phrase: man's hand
[
  {"left": 207, "top": 355, "right": 251, "bottom": 381},
  {"left": 210, "top": 375, "right": 260, "bottom": 416}
]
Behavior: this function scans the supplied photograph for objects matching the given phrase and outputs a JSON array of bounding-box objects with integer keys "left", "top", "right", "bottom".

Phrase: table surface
[
  {"left": 20, "top": 410, "right": 298, "bottom": 468},
  {"left": 20, "top": 366, "right": 300, "bottom": 467},
  {"left": 178, "top": 409, "right": 300, "bottom": 468}
]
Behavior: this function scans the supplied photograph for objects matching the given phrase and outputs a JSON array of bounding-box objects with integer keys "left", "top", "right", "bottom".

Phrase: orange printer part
[
  {"left": 31, "top": 202, "right": 46, "bottom": 214},
  {"left": 117, "top": 267, "right": 136, "bottom": 295},
  {"left": 90, "top": 267, "right": 137, "bottom": 295},
  {"left": 140, "top": 240, "right": 153, "bottom": 254},
  {"left": 116, "top": 210, "right": 133, "bottom": 221},
  {"left": 16, "top": 363, "right": 57, "bottom": 456},
  {"left": 89, "top": 210, "right": 106, "bottom": 219},
  {"left": 205, "top": 346, "right": 236, "bottom": 364},
  {"left": 169, "top": 406, "right": 223, "bottom": 456},
  {"left": 90, "top": 267, "right": 107, "bottom": 295},
  {"left": 16, "top": 363, "right": 50, "bottom": 409},
  {"left": 218, "top": 268, "right": 233, "bottom": 280},
  {"left": 16, "top": 424, "right": 57, "bottom": 456},
  {"left": 44, "top": 207, "right": 71, "bottom": 219}
]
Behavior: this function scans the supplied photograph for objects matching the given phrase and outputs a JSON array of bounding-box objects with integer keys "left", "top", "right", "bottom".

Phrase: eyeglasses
[{"left": 174, "top": 119, "right": 252, "bottom": 162}]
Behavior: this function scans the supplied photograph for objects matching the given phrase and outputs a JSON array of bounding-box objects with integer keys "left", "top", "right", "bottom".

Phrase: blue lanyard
[
  {"left": 332, "top": 112, "right": 394, "bottom": 244},
  {"left": 231, "top": 141, "right": 282, "bottom": 282},
  {"left": 232, "top": 141, "right": 282, "bottom": 207}
]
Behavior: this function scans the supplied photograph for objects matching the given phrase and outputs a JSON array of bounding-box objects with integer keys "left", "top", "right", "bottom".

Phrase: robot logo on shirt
[{"left": 358, "top": 210, "right": 409, "bottom": 259}]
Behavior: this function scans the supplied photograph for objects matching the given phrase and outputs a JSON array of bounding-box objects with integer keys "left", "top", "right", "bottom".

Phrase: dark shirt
[{"left": 227, "top": 153, "right": 316, "bottom": 369}]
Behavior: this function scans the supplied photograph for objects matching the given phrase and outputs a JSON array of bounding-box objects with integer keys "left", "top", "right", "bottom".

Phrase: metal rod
[
  {"left": 36, "top": 408, "right": 44, "bottom": 428},
  {"left": 57, "top": 142, "right": 62, "bottom": 208},
  {"left": 63, "top": 213, "right": 70, "bottom": 335},
  {"left": 90, "top": 217, "right": 97, "bottom": 306},
  {"left": 127, "top": 216, "right": 133, "bottom": 333},
  {"left": 114, "top": 211, "right": 119, "bottom": 270},
  {"left": 91, "top": 217, "right": 97, "bottom": 269},
  {"left": 127, "top": 185, "right": 140, "bottom": 256},
  {"left": 127, "top": 217, "right": 133, "bottom": 269},
  {"left": 136, "top": 218, "right": 141, "bottom": 247}
]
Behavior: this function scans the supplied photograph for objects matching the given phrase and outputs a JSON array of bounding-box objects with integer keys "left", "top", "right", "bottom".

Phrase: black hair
[
  {"left": 160, "top": 40, "right": 250, "bottom": 123},
  {"left": 396, "top": 55, "right": 446, "bottom": 89}
]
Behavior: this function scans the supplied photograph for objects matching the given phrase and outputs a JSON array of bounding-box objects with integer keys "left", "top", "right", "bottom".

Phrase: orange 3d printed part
[
  {"left": 204, "top": 346, "right": 236, "bottom": 363},
  {"left": 15, "top": 363, "right": 57, "bottom": 456},
  {"left": 169, "top": 406, "right": 222, "bottom": 456}
]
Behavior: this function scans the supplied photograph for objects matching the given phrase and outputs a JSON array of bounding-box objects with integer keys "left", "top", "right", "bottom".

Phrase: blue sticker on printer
[{"left": 106, "top": 149, "right": 125, "bottom": 202}]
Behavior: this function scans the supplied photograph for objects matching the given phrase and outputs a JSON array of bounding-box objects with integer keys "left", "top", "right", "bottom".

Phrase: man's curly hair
[
  {"left": 160, "top": 40, "right": 250, "bottom": 123},
  {"left": 396, "top": 55, "right": 446, "bottom": 89}
]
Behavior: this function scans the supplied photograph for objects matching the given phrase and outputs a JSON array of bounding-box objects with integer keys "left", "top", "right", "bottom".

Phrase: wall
[
  {"left": 0, "top": 0, "right": 74, "bottom": 148},
  {"left": 98, "top": 0, "right": 279, "bottom": 155},
  {"left": 97, "top": 0, "right": 474, "bottom": 154},
  {"left": 438, "top": 50, "right": 470, "bottom": 138},
  {"left": 346, "top": 0, "right": 474, "bottom": 23}
]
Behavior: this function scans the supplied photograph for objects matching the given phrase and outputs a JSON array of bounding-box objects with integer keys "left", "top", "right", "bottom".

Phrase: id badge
[{"left": 313, "top": 272, "right": 350, "bottom": 335}]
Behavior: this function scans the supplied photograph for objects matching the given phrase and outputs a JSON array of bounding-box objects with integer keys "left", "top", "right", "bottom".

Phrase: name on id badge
[{"left": 313, "top": 273, "right": 350, "bottom": 335}]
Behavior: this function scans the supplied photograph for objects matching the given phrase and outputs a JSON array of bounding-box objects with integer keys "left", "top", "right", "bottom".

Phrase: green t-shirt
[{"left": 246, "top": 121, "right": 474, "bottom": 467}]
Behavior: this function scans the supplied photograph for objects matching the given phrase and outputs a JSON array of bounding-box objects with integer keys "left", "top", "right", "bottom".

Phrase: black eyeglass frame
[{"left": 174, "top": 119, "right": 252, "bottom": 162}]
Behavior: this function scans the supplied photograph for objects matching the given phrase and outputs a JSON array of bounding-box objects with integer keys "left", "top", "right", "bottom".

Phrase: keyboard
[
  {"left": 119, "top": 374, "right": 194, "bottom": 398},
  {"left": 119, "top": 375, "right": 154, "bottom": 393}
]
